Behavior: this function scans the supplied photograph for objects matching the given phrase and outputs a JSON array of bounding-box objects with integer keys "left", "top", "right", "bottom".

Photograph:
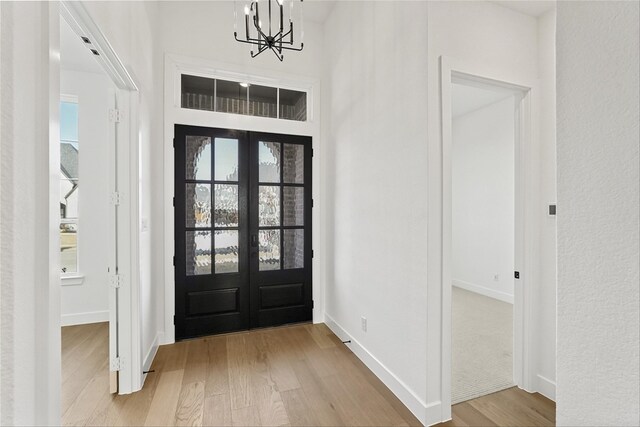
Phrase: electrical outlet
[{"left": 361, "top": 316, "right": 367, "bottom": 332}]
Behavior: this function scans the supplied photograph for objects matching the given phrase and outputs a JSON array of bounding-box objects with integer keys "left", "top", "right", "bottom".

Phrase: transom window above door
[{"left": 180, "top": 74, "right": 308, "bottom": 121}]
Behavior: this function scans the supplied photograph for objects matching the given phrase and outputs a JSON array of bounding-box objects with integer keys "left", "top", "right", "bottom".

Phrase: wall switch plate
[
  {"left": 361, "top": 316, "right": 367, "bottom": 332},
  {"left": 548, "top": 204, "right": 556, "bottom": 216}
]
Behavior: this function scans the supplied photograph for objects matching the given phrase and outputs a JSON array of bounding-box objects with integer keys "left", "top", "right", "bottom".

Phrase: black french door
[{"left": 174, "top": 125, "right": 312, "bottom": 340}]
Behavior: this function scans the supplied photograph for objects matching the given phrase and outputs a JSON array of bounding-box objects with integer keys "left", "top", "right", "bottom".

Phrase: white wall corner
[
  {"left": 452, "top": 279, "right": 514, "bottom": 304},
  {"left": 141, "top": 331, "right": 162, "bottom": 386},
  {"left": 325, "top": 314, "right": 440, "bottom": 426},
  {"left": 536, "top": 374, "right": 556, "bottom": 402},
  {"left": 60, "top": 310, "right": 109, "bottom": 327}
]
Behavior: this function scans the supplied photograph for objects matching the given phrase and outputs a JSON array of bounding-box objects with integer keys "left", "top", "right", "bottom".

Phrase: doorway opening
[
  {"left": 450, "top": 82, "right": 517, "bottom": 403},
  {"left": 440, "top": 56, "right": 536, "bottom": 417},
  {"left": 56, "top": 1, "right": 142, "bottom": 415},
  {"left": 174, "top": 125, "right": 313, "bottom": 340},
  {"left": 59, "top": 12, "right": 119, "bottom": 416}
]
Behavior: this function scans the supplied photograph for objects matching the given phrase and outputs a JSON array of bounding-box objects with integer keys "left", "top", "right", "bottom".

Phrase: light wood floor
[
  {"left": 62, "top": 322, "right": 555, "bottom": 427},
  {"left": 62, "top": 322, "right": 421, "bottom": 426},
  {"left": 436, "top": 387, "right": 555, "bottom": 427}
]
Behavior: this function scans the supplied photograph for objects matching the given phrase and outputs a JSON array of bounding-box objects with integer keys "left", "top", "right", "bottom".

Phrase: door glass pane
[
  {"left": 186, "top": 183, "right": 211, "bottom": 228},
  {"left": 259, "top": 141, "right": 280, "bottom": 183},
  {"left": 181, "top": 75, "right": 215, "bottom": 111},
  {"left": 186, "top": 136, "right": 211, "bottom": 180},
  {"left": 214, "top": 138, "right": 239, "bottom": 181},
  {"left": 283, "top": 229, "right": 304, "bottom": 269},
  {"left": 259, "top": 230, "right": 280, "bottom": 271},
  {"left": 283, "top": 187, "right": 304, "bottom": 226},
  {"left": 259, "top": 186, "right": 280, "bottom": 226},
  {"left": 279, "top": 89, "right": 307, "bottom": 121},
  {"left": 249, "top": 85, "right": 277, "bottom": 118},
  {"left": 216, "top": 80, "right": 248, "bottom": 115},
  {"left": 214, "top": 184, "right": 239, "bottom": 227},
  {"left": 283, "top": 144, "right": 304, "bottom": 183},
  {"left": 186, "top": 231, "right": 211, "bottom": 275},
  {"left": 215, "top": 230, "right": 239, "bottom": 273}
]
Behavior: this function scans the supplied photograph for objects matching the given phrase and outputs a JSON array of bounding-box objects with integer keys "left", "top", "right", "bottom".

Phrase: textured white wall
[
  {"left": 556, "top": 1, "right": 640, "bottom": 425},
  {"left": 323, "top": 1, "right": 430, "bottom": 422},
  {"left": 0, "top": 2, "right": 60, "bottom": 424},
  {"left": 452, "top": 96, "right": 515, "bottom": 302},
  {"left": 60, "top": 69, "right": 112, "bottom": 326}
]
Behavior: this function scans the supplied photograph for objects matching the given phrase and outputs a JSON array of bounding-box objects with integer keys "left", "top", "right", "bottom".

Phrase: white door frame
[
  {"left": 439, "top": 55, "right": 538, "bottom": 419},
  {"left": 162, "top": 54, "right": 323, "bottom": 344},
  {"left": 58, "top": 1, "right": 143, "bottom": 394}
]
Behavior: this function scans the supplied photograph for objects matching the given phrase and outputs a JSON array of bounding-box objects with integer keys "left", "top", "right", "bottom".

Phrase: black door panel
[{"left": 174, "top": 125, "right": 312, "bottom": 339}]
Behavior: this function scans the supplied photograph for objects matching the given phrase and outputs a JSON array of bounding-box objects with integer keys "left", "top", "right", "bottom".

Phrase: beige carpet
[{"left": 452, "top": 286, "right": 513, "bottom": 404}]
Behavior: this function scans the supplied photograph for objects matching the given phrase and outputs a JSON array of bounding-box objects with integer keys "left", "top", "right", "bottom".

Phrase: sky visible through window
[{"left": 60, "top": 101, "right": 78, "bottom": 146}]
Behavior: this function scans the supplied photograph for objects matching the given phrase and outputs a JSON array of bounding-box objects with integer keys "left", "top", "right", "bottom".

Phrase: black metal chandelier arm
[{"left": 234, "top": 32, "right": 268, "bottom": 46}]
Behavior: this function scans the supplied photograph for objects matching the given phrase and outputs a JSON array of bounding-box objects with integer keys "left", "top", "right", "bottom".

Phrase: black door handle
[{"left": 251, "top": 234, "right": 258, "bottom": 247}]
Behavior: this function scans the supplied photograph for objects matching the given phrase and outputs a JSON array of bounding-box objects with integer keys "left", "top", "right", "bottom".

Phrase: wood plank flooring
[
  {"left": 62, "top": 322, "right": 421, "bottom": 426},
  {"left": 436, "top": 387, "right": 555, "bottom": 427},
  {"left": 62, "top": 322, "right": 555, "bottom": 427}
]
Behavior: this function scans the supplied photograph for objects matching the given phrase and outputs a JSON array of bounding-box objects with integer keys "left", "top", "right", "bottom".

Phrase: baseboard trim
[
  {"left": 142, "top": 331, "right": 162, "bottom": 386},
  {"left": 325, "top": 314, "right": 442, "bottom": 426},
  {"left": 61, "top": 310, "right": 109, "bottom": 326},
  {"left": 536, "top": 374, "right": 556, "bottom": 401},
  {"left": 452, "top": 279, "right": 514, "bottom": 304}
]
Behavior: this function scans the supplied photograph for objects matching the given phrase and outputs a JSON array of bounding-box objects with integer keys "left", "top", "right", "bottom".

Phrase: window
[
  {"left": 60, "top": 96, "right": 79, "bottom": 275},
  {"left": 181, "top": 74, "right": 308, "bottom": 122}
]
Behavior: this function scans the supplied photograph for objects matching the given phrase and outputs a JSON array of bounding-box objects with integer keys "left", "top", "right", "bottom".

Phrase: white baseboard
[
  {"left": 452, "top": 279, "right": 514, "bottom": 304},
  {"left": 536, "top": 374, "right": 556, "bottom": 401},
  {"left": 142, "top": 331, "right": 162, "bottom": 386},
  {"left": 325, "top": 314, "right": 442, "bottom": 426},
  {"left": 61, "top": 310, "right": 109, "bottom": 326}
]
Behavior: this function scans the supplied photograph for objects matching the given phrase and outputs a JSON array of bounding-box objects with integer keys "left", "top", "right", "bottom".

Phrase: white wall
[
  {"left": 425, "top": 2, "right": 556, "bottom": 415},
  {"left": 322, "top": 1, "right": 430, "bottom": 423},
  {"left": 452, "top": 96, "right": 515, "bottom": 303},
  {"left": 0, "top": 2, "right": 60, "bottom": 424},
  {"left": 80, "top": 0, "right": 164, "bottom": 380},
  {"left": 158, "top": 0, "right": 326, "bottom": 344},
  {"left": 556, "top": 1, "right": 640, "bottom": 425},
  {"left": 60, "top": 69, "right": 112, "bottom": 326}
]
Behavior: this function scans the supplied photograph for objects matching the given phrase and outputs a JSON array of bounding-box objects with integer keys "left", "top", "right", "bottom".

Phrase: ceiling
[
  {"left": 60, "top": 16, "right": 105, "bottom": 74},
  {"left": 491, "top": 0, "right": 556, "bottom": 17},
  {"left": 452, "top": 83, "right": 514, "bottom": 118}
]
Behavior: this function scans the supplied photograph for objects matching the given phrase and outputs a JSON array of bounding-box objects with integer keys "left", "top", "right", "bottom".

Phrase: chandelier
[{"left": 234, "top": 0, "right": 304, "bottom": 62}]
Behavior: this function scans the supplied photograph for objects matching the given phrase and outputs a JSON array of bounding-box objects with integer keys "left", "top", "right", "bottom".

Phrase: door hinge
[
  {"left": 111, "top": 356, "right": 122, "bottom": 371},
  {"left": 109, "top": 274, "right": 122, "bottom": 289},
  {"left": 514, "top": 271, "right": 520, "bottom": 279},
  {"left": 173, "top": 315, "right": 176, "bottom": 325},
  {"left": 110, "top": 192, "right": 121, "bottom": 206},
  {"left": 109, "top": 108, "right": 121, "bottom": 123},
  {"left": 173, "top": 256, "right": 176, "bottom": 266},
  {"left": 173, "top": 196, "right": 175, "bottom": 207},
  {"left": 312, "top": 300, "right": 314, "bottom": 309},
  {"left": 173, "top": 138, "right": 176, "bottom": 148},
  {"left": 312, "top": 250, "right": 314, "bottom": 258},
  {"left": 311, "top": 148, "right": 314, "bottom": 157},
  {"left": 311, "top": 199, "right": 314, "bottom": 208}
]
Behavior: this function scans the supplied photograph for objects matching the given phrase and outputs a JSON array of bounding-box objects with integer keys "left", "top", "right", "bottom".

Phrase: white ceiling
[
  {"left": 60, "top": 16, "right": 105, "bottom": 74},
  {"left": 491, "top": 0, "right": 556, "bottom": 17},
  {"left": 452, "top": 83, "right": 514, "bottom": 118}
]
